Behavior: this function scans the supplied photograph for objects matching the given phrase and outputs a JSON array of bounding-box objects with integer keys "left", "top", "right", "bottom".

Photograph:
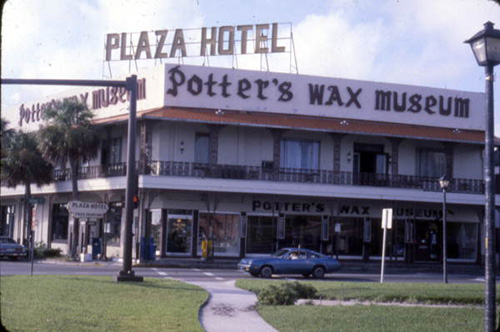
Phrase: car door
[
  {"left": 289, "top": 250, "right": 311, "bottom": 274},
  {"left": 271, "top": 249, "right": 292, "bottom": 274}
]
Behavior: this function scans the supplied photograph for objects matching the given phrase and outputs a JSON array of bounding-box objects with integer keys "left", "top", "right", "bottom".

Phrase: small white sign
[
  {"left": 68, "top": 201, "right": 108, "bottom": 219},
  {"left": 382, "top": 208, "right": 393, "bottom": 229},
  {"left": 334, "top": 223, "right": 341, "bottom": 233}
]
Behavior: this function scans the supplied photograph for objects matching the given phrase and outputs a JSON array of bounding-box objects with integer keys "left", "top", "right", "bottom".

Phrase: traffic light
[{"left": 133, "top": 195, "right": 139, "bottom": 209}]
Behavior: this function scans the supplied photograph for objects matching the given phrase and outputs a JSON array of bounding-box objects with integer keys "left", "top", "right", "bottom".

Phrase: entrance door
[
  {"left": 166, "top": 215, "right": 192, "bottom": 254},
  {"left": 415, "top": 221, "right": 439, "bottom": 261},
  {"left": 353, "top": 144, "right": 388, "bottom": 186}
]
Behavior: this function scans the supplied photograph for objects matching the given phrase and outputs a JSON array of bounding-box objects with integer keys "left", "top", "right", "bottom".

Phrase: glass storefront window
[
  {"left": 150, "top": 209, "right": 162, "bottom": 256},
  {"left": 198, "top": 213, "right": 239, "bottom": 256},
  {"left": 105, "top": 203, "right": 122, "bottom": 246},
  {"left": 247, "top": 216, "right": 276, "bottom": 254},
  {"left": 280, "top": 215, "right": 321, "bottom": 252},
  {"left": 0, "top": 205, "right": 15, "bottom": 237},
  {"left": 448, "top": 223, "right": 477, "bottom": 260},
  {"left": 166, "top": 215, "right": 192, "bottom": 254},
  {"left": 51, "top": 203, "right": 69, "bottom": 242},
  {"left": 369, "top": 218, "right": 404, "bottom": 258},
  {"left": 337, "top": 218, "right": 363, "bottom": 256}
]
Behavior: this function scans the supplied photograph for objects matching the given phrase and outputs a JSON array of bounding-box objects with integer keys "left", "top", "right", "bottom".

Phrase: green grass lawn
[
  {"left": 257, "top": 305, "right": 483, "bottom": 332},
  {"left": 1, "top": 275, "right": 208, "bottom": 332},
  {"left": 236, "top": 279, "right": 498, "bottom": 305},
  {"left": 237, "top": 279, "right": 490, "bottom": 331}
]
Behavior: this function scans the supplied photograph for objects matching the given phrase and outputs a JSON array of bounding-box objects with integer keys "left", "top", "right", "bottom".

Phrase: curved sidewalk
[{"left": 188, "top": 279, "right": 277, "bottom": 332}]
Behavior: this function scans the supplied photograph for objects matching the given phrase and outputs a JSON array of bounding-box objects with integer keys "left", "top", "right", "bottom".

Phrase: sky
[{"left": 2, "top": 0, "right": 500, "bottom": 134}]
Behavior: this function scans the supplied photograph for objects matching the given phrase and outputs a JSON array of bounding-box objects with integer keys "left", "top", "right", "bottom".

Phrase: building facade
[{"left": 1, "top": 64, "right": 498, "bottom": 264}]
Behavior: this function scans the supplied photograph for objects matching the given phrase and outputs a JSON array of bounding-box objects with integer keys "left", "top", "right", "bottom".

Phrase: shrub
[
  {"left": 34, "top": 246, "right": 62, "bottom": 259},
  {"left": 287, "top": 281, "right": 317, "bottom": 299},
  {"left": 257, "top": 282, "right": 317, "bottom": 306}
]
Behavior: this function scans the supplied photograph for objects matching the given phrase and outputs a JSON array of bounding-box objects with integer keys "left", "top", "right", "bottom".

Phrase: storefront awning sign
[{"left": 68, "top": 201, "right": 108, "bottom": 219}]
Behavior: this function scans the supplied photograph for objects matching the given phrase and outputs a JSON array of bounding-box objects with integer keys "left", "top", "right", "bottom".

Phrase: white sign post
[{"left": 380, "top": 208, "right": 393, "bottom": 283}]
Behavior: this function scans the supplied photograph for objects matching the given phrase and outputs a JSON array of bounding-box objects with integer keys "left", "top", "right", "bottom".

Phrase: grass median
[
  {"left": 236, "top": 279, "right": 494, "bottom": 332},
  {"left": 1, "top": 275, "right": 208, "bottom": 332},
  {"left": 236, "top": 279, "right": 498, "bottom": 305}
]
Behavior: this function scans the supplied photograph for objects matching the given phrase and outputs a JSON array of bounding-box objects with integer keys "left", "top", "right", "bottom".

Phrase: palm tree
[
  {"left": 38, "top": 99, "right": 100, "bottom": 257},
  {"left": 1, "top": 130, "right": 53, "bottom": 251},
  {"left": 1, "top": 117, "right": 15, "bottom": 158}
]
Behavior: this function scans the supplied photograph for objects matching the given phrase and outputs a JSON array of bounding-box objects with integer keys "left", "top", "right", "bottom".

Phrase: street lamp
[
  {"left": 438, "top": 175, "right": 450, "bottom": 284},
  {"left": 465, "top": 21, "right": 500, "bottom": 332}
]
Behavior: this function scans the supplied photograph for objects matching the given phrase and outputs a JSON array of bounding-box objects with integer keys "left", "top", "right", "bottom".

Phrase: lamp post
[
  {"left": 465, "top": 21, "right": 500, "bottom": 332},
  {"left": 438, "top": 175, "right": 450, "bottom": 284}
]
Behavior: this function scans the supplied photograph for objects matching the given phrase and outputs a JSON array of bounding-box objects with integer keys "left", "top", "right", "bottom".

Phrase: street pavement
[{"left": 0, "top": 260, "right": 490, "bottom": 284}]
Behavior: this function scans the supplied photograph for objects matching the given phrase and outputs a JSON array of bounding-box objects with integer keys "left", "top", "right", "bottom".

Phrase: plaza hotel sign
[{"left": 104, "top": 23, "right": 287, "bottom": 61}]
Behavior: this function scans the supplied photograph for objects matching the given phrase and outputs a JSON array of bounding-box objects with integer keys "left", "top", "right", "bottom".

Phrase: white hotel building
[{"left": 1, "top": 64, "right": 499, "bottom": 264}]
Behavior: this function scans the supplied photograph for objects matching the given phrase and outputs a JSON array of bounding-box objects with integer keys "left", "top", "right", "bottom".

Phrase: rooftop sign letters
[
  {"left": 104, "top": 23, "right": 288, "bottom": 61},
  {"left": 18, "top": 78, "right": 147, "bottom": 127},
  {"left": 163, "top": 64, "right": 485, "bottom": 130}
]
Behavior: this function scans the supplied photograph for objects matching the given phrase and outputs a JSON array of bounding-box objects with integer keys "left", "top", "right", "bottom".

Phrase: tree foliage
[
  {"left": 1, "top": 130, "right": 53, "bottom": 188},
  {"left": 38, "top": 99, "right": 100, "bottom": 171}
]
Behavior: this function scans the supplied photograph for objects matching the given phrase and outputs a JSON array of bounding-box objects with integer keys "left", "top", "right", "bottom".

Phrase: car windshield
[{"left": 271, "top": 249, "right": 289, "bottom": 258}]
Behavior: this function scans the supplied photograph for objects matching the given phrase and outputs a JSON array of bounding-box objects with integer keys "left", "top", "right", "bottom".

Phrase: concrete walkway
[{"left": 188, "top": 280, "right": 277, "bottom": 332}]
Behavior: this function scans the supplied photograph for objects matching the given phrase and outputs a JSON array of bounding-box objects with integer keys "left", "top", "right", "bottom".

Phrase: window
[
  {"left": 109, "top": 138, "right": 122, "bottom": 164},
  {"left": 247, "top": 216, "right": 276, "bottom": 253},
  {"left": 353, "top": 143, "right": 387, "bottom": 174},
  {"left": 195, "top": 133, "right": 209, "bottom": 164},
  {"left": 198, "top": 213, "right": 240, "bottom": 256},
  {"left": 0, "top": 205, "right": 15, "bottom": 237},
  {"left": 418, "top": 149, "right": 446, "bottom": 178},
  {"left": 280, "top": 139, "right": 320, "bottom": 170},
  {"left": 105, "top": 202, "right": 122, "bottom": 246},
  {"left": 51, "top": 204, "right": 69, "bottom": 242}
]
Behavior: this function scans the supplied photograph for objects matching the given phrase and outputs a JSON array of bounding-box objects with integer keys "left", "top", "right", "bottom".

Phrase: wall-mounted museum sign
[{"left": 163, "top": 64, "right": 485, "bottom": 130}]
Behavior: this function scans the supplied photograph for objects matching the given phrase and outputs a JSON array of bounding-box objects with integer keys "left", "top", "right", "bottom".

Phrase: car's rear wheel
[
  {"left": 312, "top": 266, "right": 325, "bottom": 279},
  {"left": 260, "top": 266, "right": 273, "bottom": 278}
]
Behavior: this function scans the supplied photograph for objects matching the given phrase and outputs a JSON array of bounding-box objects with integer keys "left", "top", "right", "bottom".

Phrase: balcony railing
[
  {"left": 47, "top": 161, "right": 485, "bottom": 195},
  {"left": 53, "top": 163, "right": 127, "bottom": 181}
]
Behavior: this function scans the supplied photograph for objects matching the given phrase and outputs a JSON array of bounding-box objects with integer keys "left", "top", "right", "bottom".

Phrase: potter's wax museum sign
[
  {"left": 163, "top": 64, "right": 485, "bottom": 130},
  {"left": 17, "top": 78, "right": 147, "bottom": 127}
]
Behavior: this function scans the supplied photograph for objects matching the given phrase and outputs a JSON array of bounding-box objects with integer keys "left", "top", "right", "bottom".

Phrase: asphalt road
[{"left": 0, "top": 260, "right": 487, "bottom": 284}]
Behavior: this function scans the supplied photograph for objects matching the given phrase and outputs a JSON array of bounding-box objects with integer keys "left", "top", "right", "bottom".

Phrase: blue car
[{"left": 238, "top": 248, "right": 341, "bottom": 279}]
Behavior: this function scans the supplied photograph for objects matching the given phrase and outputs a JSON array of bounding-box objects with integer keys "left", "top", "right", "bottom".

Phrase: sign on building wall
[
  {"left": 67, "top": 201, "right": 109, "bottom": 219},
  {"left": 164, "top": 64, "right": 485, "bottom": 131}
]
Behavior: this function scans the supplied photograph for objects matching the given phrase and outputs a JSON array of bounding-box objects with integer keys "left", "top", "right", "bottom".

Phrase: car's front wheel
[
  {"left": 260, "top": 266, "right": 273, "bottom": 278},
  {"left": 312, "top": 266, "right": 325, "bottom": 279},
  {"left": 302, "top": 273, "right": 310, "bottom": 278},
  {"left": 250, "top": 271, "right": 259, "bottom": 277}
]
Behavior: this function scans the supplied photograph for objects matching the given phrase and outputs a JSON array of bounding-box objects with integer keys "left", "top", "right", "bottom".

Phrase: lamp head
[
  {"left": 465, "top": 21, "right": 500, "bottom": 67},
  {"left": 438, "top": 175, "right": 450, "bottom": 190}
]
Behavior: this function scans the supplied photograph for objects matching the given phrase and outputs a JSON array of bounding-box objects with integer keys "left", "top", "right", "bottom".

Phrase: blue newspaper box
[{"left": 91, "top": 238, "right": 102, "bottom": 259}]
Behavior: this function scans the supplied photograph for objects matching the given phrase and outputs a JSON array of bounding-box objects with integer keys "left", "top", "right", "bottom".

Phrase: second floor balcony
[{"left": 49, "top": 160, "right": 486, "bottom": 195}]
